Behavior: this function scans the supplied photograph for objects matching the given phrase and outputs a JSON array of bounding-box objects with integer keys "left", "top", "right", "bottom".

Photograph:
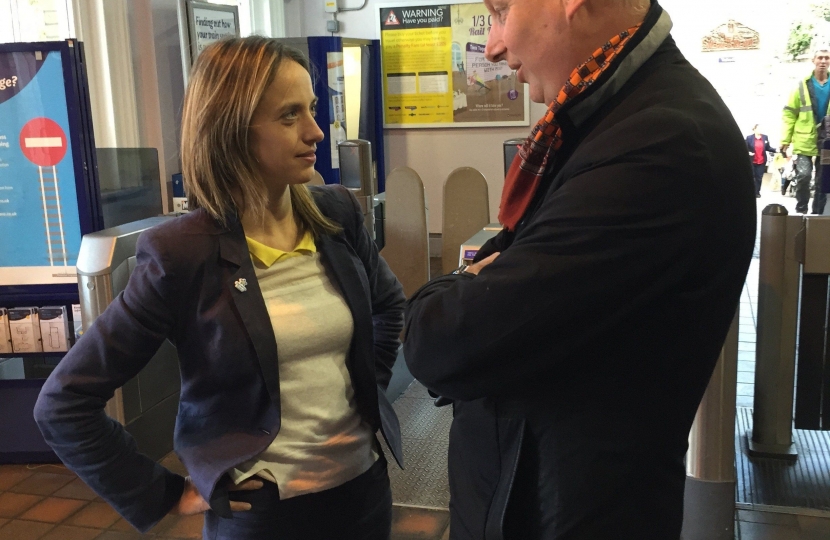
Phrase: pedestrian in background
[
  {"left": 746, "top": 124, "right": 776, "bottom": 197},
  {"left": 781, "top": 48, "right": 830, "bottom": 214}
]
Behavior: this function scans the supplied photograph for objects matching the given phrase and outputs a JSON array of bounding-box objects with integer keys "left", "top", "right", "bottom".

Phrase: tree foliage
[
  {"left": 787, "top": 23, "right": 814, "bottom": 59},
  {"left": 813, "top": 1, "right": 830, "bottom": 22}
]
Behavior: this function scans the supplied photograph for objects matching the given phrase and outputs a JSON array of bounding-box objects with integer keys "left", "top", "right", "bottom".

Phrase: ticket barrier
[
  {"left": 503, "top": 138, "right": 524, "bottom": 175},
  {"left": 681, "top": 310, "right": 739, "bottom": 540},
  {"left": 751, "top": 208, "right": 830, "bottom": 461},
  {"left": 338, "top": 139, "right": 375, "bottom": 239},
  {"left": 458, "top": 225, "right": 502, "bottom": 265},
  {"left": 76, "top": 216, "right": 180, "bottom": 461}
]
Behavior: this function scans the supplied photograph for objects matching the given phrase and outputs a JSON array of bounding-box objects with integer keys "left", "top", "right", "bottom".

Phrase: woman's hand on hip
[{"left": 171, "top": 476, "right": 264, "bottom": 515}]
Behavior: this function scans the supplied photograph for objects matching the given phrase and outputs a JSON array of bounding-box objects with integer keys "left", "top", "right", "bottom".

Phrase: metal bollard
[
  {"left": 749, "top": 204, "right": 800, "bottom": 459},
  {"left": 681, "top": 310, "right": 738, "bottom": 540}
]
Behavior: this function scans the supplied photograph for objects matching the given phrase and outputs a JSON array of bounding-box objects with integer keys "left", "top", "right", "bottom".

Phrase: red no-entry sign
[{"left": 19, "top": 117, "right": 67, "bottom": 167}]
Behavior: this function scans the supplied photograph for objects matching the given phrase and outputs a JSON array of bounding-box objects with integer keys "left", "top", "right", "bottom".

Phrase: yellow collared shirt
[{"left": 245, "top": 231, "right": 316, "bottom": 268}]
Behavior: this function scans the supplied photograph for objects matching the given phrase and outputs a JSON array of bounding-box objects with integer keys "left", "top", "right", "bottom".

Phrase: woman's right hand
[{"left": 171, "top": 476, "right": 264, "bottom": 515}]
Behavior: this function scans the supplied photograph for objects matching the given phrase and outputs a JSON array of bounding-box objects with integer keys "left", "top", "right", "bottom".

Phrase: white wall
[
  {"left": 0, "top": 0, "right": 73, "bottom": 42},
  {"left": 0, "top": 1, "right": 16, "bottom": 42},
  {"left": 290, "top": 0, "right": 817, "bottom": 233}
]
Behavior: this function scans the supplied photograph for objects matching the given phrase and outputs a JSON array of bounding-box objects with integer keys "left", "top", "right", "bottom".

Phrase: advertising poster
[
  {"left": 0, "top": 49, "right": 83, "bottom": 286},
  {"left": 378, "top": 1, "right": 529, "bottom": 128},
  {"left": 327, "top": 51, "right": 347, "bottom": 169}
]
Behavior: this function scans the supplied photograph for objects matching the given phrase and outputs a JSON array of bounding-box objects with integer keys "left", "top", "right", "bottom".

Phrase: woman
[
  {"left": 34, "top": 37, "right": 405, "bottom": 540},
  {"left": 746, "top": 124, "right": 777, "bottom": 197}
]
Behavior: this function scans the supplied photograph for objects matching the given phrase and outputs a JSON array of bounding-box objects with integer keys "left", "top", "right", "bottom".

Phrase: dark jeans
[
  {"left": 793, "top": 155, "right": 827, "bottom": 214},
  {"left": 752, "top": 163, "right": 766, "bottom": 196},
  {"left": 203, "top": 457, "right": 392, "bottom": 540}
]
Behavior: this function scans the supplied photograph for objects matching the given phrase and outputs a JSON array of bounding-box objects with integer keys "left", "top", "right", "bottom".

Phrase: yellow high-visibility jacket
[{"left": 782, "top": 76, "right": 830, "bottom": 157}]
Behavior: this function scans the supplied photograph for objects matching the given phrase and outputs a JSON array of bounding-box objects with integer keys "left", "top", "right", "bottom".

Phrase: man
[
  {"left": 403, "top": 1, "right": 755, "bottom": 539},
  {"left": 781, "top": 49, "right": 830, "bottom": 214}
]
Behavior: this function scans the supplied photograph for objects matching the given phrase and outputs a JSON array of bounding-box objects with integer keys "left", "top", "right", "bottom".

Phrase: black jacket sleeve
[
  {"left": 33, "top": 229, "right": 186, "bottom": 532},
  {"left": 403, "top": 107, "right": 749, "bottom": 402}
]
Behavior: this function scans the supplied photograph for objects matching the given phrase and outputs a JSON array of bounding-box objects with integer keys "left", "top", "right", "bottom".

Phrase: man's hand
[
  {"left": 467, "top": 252, "right": 500, "bottom": 275},
  {"left": 170, "top": 476, "right": 264, "bottom": 515},
  {"left": 780, "top": 144, "right": 789, "bottom": 156}
]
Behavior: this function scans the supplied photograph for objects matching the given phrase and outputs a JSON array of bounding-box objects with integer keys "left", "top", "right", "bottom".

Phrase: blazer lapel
[{"left": 218, "top": 223, "right": 281, "bottom": 409}]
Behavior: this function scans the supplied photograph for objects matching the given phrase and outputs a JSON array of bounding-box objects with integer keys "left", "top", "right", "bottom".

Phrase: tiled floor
[{"left": 0, "top": 457, "right": 451, "bottom": 539}]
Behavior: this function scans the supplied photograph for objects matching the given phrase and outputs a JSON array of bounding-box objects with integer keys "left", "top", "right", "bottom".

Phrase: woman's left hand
[{"left": 171, "top": 476, "right": 264, "bottom": 515}]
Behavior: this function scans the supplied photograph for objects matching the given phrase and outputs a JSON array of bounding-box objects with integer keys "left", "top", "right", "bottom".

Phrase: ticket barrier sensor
[
  {"left": 338, "top": 139, "right": 376, "bottom": 239},
  {"left": 458, "top": 226, "right": 501, "bottom": 265},
  {"left": 76, "top": 216, "right": 180, "bottom": 461}
]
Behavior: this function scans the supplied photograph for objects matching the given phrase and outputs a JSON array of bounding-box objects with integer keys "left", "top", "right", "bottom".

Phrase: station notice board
[{"left": 378, "top": 1, "right": 530, "bottom": 128}]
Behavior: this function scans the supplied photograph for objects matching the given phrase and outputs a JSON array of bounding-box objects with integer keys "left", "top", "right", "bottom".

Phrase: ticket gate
[
  {"left": 338, "top": 139, "right": 375, "bottom": 239},
  {"left": 76, "top": 216, "right": 180, "bottom": 461},
  {"left": 751, "top": 208, "right": 830, "bottom": 458}
]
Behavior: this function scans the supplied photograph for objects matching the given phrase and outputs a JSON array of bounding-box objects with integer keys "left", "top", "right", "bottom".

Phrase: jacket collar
[
  {"left": 217, "top": 214, "right": 248, "bottom": 267},
  {"left": 565, "top": 1, "right": 673, "bottom": 128}
]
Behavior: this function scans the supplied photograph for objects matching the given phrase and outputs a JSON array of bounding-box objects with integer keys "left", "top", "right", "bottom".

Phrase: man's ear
[{"left": 563, "top": 0, "right": 591, "bottom": 21}]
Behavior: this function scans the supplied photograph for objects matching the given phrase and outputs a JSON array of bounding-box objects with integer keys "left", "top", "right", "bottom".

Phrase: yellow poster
[{"left": 379, "top": 2, "right": 528, "bottom": 128}]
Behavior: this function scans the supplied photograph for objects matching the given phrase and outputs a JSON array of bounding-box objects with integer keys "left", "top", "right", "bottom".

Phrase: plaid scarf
[{"left": 499, "top": 24, "right": 642, "bottom": 231}]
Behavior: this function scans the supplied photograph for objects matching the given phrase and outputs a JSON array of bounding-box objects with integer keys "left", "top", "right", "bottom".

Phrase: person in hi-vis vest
[{"left": 781, "top": 48, "right": 830, "bottom": 214}]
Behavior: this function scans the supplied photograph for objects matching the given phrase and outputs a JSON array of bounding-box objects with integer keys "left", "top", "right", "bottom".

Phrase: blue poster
[{"left": 0, "top": 50, "right": 83, "bottom": 278}]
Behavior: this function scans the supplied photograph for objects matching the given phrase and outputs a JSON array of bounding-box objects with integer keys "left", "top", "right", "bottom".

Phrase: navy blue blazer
[
  {"left": 746, "top": 134, "right": 776, "bottom": 165},
  {"left": 34, "top": 185, "right": 405, "bottom": 532}
]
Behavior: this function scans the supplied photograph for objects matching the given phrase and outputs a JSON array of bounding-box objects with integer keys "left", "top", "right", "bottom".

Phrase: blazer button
[{"left": 260, "top": 428, "right": 270, "bottom": 435}]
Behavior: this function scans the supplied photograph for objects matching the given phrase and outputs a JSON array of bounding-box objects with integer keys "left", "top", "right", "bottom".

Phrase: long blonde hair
[{"left": 180, "top": 36, "right": 339, "bottom": 236}]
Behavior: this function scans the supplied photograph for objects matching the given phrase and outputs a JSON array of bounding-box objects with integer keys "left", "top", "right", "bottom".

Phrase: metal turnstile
[
  {"left": 752, "top": 208, "right": 830, "bottom": 460},
  {"left": 76, "top": 216, "right": 180, "bottom": 461}
]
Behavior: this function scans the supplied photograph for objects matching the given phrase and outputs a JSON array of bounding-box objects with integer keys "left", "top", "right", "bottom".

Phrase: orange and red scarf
[{"left": 499, "top": 24, "right": 642, "bottom": 231}]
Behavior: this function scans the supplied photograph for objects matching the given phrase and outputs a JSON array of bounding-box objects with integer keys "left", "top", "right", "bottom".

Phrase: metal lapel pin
[{"left": 234, "top": 278, "right": 248, "bottom": 292}]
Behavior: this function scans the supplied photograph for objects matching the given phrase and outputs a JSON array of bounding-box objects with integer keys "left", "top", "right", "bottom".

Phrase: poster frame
[
  {"left": 0, "top": 40, "right": 101, "bottom": 297},
  {"left": 183, "top": 1, "right": 241, "bottom": 71},
  {"left": 376, "top": 0, "right": 530, "bottom": 129}
]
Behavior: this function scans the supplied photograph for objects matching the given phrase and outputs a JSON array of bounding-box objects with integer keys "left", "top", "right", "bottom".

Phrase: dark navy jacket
[
  {"left": 745, "top": 134, "right": 776, "bottom": 165},
  {"left": 404, "top": 3, "right": 755, "bottom": 539},
  {"left": 34, "top": 185, "right": 405, "bottom": 532}
]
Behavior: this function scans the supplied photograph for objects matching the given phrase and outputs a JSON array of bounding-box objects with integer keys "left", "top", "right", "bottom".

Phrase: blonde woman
[{"left": 35, "top": 37, "right": 404, "bottom": 540}]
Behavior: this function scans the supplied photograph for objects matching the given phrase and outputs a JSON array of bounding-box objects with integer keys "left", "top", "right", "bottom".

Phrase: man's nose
[{"left": 484, "top": 25, "right": 506, "bottom": 63}]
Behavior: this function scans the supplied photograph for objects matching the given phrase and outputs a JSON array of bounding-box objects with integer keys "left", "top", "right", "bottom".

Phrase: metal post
[
  {"left": 681, "top": 310, "right": 738, "bottom": 540},
  {"left": 749, "top": 205, "right": 800, "bottom": 459}
]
